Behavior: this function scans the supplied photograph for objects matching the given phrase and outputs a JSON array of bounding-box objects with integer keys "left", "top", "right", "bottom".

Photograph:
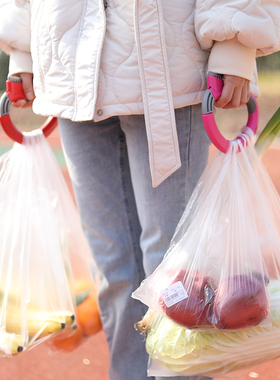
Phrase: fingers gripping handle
[
  {"left": 0, "top": 76, "right": 57, "bottom": 144},
  {"left": 6, "top": 76, "right": 26, "bottom": 102},
  {"left": 202, "top": 72, "right": 259, "bottom": 153}
]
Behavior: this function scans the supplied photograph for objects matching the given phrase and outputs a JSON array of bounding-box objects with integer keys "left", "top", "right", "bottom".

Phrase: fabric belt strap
[{"left": 134, "top": 0, "right": 181, "bottom": 187}]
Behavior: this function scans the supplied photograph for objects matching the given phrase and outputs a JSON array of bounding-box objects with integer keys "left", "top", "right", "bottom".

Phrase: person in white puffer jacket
[{"left": 0, "top": 1, "right": 280, "bottom": 380}]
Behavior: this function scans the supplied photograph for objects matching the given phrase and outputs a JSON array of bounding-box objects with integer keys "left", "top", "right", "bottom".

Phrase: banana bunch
[
  {"left": 4, "top": 309, "right": 74, "bottom": 337},
  {"left": 0, "top": 308, "right": 75, "bottom": 354}
]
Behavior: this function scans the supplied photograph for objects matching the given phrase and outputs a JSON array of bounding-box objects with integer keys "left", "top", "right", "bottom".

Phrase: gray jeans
[{"left": 58, "top": 104, "right": 212, "bottom": 380}]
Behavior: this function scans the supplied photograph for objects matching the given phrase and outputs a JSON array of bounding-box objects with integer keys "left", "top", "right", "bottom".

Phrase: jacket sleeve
[
  {"left": 0, "top": 0, "right": 32, "bottom": 74},
  {"left": 195, "top": 0, "right": 280, "bottom": 81}
]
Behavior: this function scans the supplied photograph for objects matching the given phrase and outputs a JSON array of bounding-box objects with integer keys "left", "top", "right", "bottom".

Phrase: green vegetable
[{"left": 255, "top": 107, "right": 280, "bottom": 157}]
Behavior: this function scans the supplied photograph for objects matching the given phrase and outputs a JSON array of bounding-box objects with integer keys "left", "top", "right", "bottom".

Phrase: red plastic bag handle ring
[
  {"left": 0, "top": 76, "right": 57, "bottom": 144},
  {"left": 201, "top": 72, "right": 259, "bottom": 153}
]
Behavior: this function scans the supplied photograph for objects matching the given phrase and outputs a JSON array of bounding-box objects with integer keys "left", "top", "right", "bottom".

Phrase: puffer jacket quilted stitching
[
  {"left": 0, "top": 0, "right": 280, "bottom": 186},
  {"left": 196, "top": 0, "right": 280, "bottom": 55}
]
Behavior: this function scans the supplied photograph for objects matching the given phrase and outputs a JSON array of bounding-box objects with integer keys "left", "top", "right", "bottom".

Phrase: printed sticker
[{"left": 160, "top": 281, "right": 188, "bottom": 307}]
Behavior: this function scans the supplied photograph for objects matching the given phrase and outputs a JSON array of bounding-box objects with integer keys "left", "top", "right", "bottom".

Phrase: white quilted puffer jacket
[{"left": 0, "top": 0, "right": 280, "bottom": 186}]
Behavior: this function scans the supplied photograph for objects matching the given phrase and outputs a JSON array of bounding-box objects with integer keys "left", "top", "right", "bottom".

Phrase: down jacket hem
[
  {"left": 94, "top": 92, "right": 207, "bottom": 122},
  {"left": 32, "top": 83, "right": 260, "bottom": 124},
  {"left": 32, "top": 91, "right": 207, "bottom": 123}
]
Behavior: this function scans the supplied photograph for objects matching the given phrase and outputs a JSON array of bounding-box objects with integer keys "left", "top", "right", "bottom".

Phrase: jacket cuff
[
  {"left": 8, "top": 48, "right": 32, "bottom": 76},
  {"left": 208, "top": 37, "right": 256, "bottom": 81}
]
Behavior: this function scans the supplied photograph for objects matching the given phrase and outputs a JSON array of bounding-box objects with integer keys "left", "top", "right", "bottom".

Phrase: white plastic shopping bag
[
  {"left": 132, "top": 73, "right": 280, "bottom": 377},
  {"left": 0, "top": 77, "right": 102, "bottom": 356},
  {"left": 133, "top": 137, "right": 280, "bottom": 377},
  {"left": 0, "top": 130, "right": 98, "bottom": 355},
  {"left": 133, "top": 137, "right": 278, "bottom": 330}
]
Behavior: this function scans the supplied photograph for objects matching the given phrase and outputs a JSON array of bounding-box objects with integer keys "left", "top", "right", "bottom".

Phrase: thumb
[{"left": 20, "top": 72, "right": 35, "bottom": 100}]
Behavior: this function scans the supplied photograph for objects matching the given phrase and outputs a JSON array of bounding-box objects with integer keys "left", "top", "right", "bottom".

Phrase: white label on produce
[{"left": 160, "top": 281, "right": 188, "bottom": 307}]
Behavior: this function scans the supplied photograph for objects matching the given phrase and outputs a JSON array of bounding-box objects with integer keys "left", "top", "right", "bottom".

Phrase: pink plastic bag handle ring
[
  {"left": 0, "top": 76, "right": 58, "bottom": 144},
  {"left": 202, "top": 72, "right": 259, "bottom": 153}
]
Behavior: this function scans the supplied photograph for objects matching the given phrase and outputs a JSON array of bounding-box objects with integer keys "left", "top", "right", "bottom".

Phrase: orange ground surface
[{"left": 0, "top": 132, "right": 279, "bottom": 380}]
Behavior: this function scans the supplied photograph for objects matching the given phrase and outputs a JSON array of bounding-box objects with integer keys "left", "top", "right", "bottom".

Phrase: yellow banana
[
  {"left": 2, "top": 305, "right": 74, "bottom": 325},
  {"left": 0, "top": 289, "right": 75, "bottom": 326},
  {"left": 32, "top": 320, "right": 66, "bottom": 339},
  {"left": 3, "top": 313, "right": 67, "bottom": 338},
  {"left": 0, "top": 291, "right": 74, "bottom": 339},
  {"left": 26, "top": 310, "right": 75, "bottom": 326},
  {"left": 8, "top": 318, "right": 65, "bottom": 338},
  {"left": 0, "top": 332, "right": 24, "bottom": 355}
]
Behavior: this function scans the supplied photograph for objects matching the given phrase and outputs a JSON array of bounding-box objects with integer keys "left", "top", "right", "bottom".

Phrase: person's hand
[
  {"left": 214, "top": 75, "right": 250, "bottom": 110},
  {"left": 10, "top": 72, "right": 35, "bottom": 108}
]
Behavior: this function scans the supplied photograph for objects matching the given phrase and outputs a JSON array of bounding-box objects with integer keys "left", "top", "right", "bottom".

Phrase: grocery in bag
[
  {"left": 133, "top": 135, "right": 276, "bottom": 331},
  {"left": 132, "top": 73, "right": 280, "bottom": 377},
  {"left": 47, "top": 245, "right": 102, "bottom": 353},
  {"left": 0, "top": 77, "right": 101, "bottom": 356}
]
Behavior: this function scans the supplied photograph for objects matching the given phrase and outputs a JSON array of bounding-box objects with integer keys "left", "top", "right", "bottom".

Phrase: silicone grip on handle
[
  {"left": 0, "top": 76, "right": 57, "bottom": 144},
  {"left": 202, "top": 72, "right": 259, "bottom": 153}
]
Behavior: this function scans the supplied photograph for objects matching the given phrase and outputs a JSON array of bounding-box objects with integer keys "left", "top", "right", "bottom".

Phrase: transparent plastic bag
[
  {"left": 0, "top": 130, "right": 99, "bottom": 356},
  {"left": 133, "top": 136, "right": 280, "bottom": 377},
  {"left": 133, "top": 137, "right": 280, "bottom": 333},
  {"left": 47, "top": 247, "right": 102, "bottom": 353}
]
